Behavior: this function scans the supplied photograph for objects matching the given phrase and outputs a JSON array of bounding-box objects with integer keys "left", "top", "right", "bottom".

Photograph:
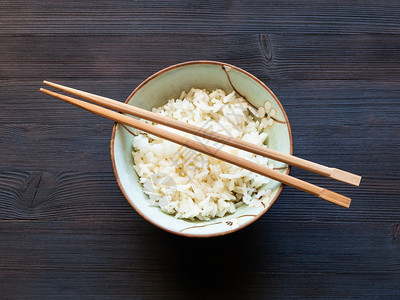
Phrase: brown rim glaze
[{"left": 110, "top": 60, "right": 293, "bottom": 238}]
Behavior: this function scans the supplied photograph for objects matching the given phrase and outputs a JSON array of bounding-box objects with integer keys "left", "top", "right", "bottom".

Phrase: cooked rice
[{"left": 132, "top": 88, "right": 273, "bottom": 220}]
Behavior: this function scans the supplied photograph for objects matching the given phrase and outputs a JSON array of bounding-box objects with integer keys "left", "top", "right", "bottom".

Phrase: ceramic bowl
[{"left": 110, "top": 61, "right": 293, "bottom": 237}]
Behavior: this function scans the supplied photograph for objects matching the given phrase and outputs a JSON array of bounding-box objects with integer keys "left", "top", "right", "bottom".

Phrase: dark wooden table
[{"left": 1, "top": 1, "right": 399, "bottom": 298}]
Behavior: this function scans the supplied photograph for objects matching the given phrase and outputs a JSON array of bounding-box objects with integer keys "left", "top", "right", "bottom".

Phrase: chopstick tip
[
  {"left": 330, "top": 168, "right": 362, "bottom": 186},
  {"left": 319, "top": 189, "right": 351, "bottom": 208},
  {"left": 40, "top": 88, "right": 53, "bottom": 96}
]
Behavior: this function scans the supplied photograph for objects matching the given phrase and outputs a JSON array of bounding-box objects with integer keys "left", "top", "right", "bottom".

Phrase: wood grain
[
  {"left": 1, "top": 0, "right": 400, "bottom": 297},
  {"left": 0, "top": 220, "right": 398, "bottom": 297},
  {"left": 0, "top": 171, "right": 132, "bottom": 220},
  {"left": 1, "top": 1, "right": 400, "bottom": 35},
  {"left": 0, "top": 170, "right": 398, "bottom": 223},
  {"left": 1, "top": 34, "right": 399, "bottom": 80}
]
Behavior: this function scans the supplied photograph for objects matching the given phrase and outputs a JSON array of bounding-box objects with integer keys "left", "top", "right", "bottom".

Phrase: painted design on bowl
[
  {"left": 222, "top": 64, "right": 286, "bottom": 125},
  {"left": 180, "top": 214, "right": 258, "bottom": 233}
]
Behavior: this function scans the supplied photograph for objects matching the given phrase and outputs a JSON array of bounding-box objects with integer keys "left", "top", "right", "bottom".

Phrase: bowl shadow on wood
[{"left": 143, "top": 220, "right": 277, "bottom": 297}]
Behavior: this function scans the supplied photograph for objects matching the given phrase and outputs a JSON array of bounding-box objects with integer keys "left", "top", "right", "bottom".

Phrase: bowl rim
[{"left": 110, "top": 60, "right": 293, "bottom": 237}]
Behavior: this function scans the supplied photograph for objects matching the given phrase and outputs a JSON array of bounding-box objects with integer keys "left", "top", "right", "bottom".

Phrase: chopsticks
[
  {"left": 40, "top": 82, "right": 359, "bottom": 208},
  {"left": 42, "top": 81, "right": 361, "bottom": 186}
]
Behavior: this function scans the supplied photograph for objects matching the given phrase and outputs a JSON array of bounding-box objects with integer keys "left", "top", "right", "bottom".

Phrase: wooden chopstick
[
  {"left": 40, "top": 87, "right": 351, "bottom": 208},
  {"left": 43, "top": 81, "right": 361, "bottom": 187}
]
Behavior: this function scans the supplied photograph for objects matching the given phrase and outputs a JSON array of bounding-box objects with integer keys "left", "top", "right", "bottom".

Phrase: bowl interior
[{"left": 111, "top": 61, "right": 292, "bottom": 237}]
